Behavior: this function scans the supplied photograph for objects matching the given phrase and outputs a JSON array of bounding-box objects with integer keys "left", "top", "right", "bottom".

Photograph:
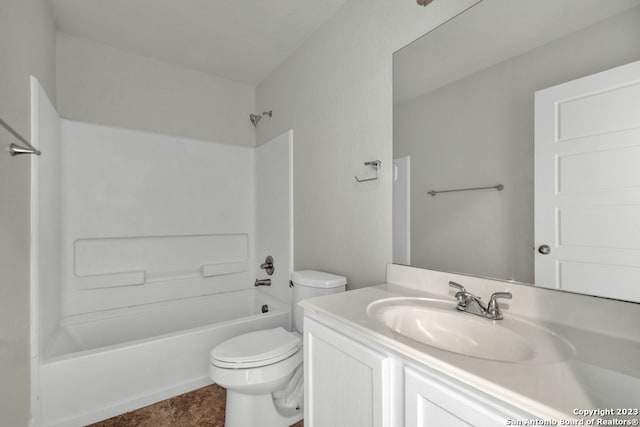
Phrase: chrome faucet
[
  {"left": 255, "top": 278, "right": 271, "bottom": 287},
  {"left": 449, "top": 281, "right": 512, "bottom": 320},
  {"left": 260, "top": 255, "right": 274, "bottom": 276}
]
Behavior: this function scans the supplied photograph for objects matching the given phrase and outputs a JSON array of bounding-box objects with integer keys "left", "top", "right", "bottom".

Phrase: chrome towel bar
[
  {"left": 428, "top": 184, "right": 504, "bottom": 196},
  {"left": 1, "top": 116, "right": 41, "bottom": 156}
]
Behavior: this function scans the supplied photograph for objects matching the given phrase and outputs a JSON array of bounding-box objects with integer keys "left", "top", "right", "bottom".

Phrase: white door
[
  {"left": 534, "top": 59, "right": 640, "bottom": 302},
  {"left": 393, "top": 156, "right": 410, "bottom": 265}
]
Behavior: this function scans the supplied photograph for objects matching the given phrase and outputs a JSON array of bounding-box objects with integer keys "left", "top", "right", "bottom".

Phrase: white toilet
[{"left": 209, "top": 270, "right": 347, "bottom": 427}]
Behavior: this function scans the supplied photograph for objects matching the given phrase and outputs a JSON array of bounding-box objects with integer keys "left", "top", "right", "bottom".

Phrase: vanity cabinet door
[
  {"left": 304, "top": 317, "right": 391, "bottom": 427},
  {"left": 405, "top": 367, "right": 510, "bottom": 427}
]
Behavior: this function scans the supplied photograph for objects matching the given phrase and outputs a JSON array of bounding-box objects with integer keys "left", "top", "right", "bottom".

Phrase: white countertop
[{"left": 300, "top": 282, "right": 640, "bottom": 421}]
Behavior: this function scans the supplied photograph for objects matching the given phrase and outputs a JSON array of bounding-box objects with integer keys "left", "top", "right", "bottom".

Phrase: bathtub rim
[
  {"left": 42, "top": 288, "right": 291, "bottom": 362},
  {"left": 37, "top": 302, "right": 291, "bottom": 427}
]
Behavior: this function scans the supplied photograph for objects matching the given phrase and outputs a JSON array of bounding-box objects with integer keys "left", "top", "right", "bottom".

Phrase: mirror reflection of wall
[{"left": 393, "top": 0, "right": 640, "bottom": 295}]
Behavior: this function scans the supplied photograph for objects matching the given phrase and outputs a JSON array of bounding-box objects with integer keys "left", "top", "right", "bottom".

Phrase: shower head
[
  {"left": 249, "top": 113, "right": 262, "bottom": 127},
  {"left": 249, "top": 110, "right": 272, "bottom": 128}
]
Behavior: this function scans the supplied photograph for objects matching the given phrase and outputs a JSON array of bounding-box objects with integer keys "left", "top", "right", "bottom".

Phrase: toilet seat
[{"left": 210, "top": 327, "right": 300, "bottom": 369}]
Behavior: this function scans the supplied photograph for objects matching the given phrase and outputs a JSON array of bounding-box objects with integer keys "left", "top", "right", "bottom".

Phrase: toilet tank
[{"left": 291, "top": 270, "right": 347, "bottom": 333}]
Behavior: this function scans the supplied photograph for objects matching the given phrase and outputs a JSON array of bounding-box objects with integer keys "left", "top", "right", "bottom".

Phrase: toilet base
[{"left": 224, "top": 390, "right": 303, "bottom": 427}]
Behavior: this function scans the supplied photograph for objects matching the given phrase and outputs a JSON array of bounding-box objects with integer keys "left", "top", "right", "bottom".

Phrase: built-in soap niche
[{"left": 74, "top": 234, "right": 248, "bottom": 290}]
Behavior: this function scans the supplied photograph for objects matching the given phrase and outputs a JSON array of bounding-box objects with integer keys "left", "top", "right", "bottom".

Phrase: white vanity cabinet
[
  {"left": 304, "top": 317, "right": 392, "bottom": 427},
  {"left": 304, "top": 313, "right": 531, "bottom": 427},
  {"left": 405, "top": 366, "right": 521, "bottom": 427}
]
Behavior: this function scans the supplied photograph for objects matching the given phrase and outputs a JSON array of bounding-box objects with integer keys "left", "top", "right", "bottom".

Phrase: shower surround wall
[
  {"left": 31, "top": 77, "right": 295, "bottom": 424},
  {"left": 255, "top": 130, "right": 293, "bottom": 304},
  {"left": 60, "top": 120, "right": 255, "bottom": 316},
  {"left": 31, "top": 78, "right": 63, "bottom": 354}
]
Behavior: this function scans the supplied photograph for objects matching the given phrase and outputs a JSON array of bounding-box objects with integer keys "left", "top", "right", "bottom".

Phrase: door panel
[
  {"left": 557, "top": 81, "right": 640, "bottom": 140},
  {"left": 405, "top": 367, "right": 506, "bottom": 427},
  {"left": 534, "top": 59, "right": 640, "bottom": 302},
  {"left": 305, "top": 318, "right": 391, "bottom": 427}
]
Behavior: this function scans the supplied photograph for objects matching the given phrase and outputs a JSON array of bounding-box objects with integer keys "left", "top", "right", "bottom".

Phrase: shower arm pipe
[{"left": 0, "top": 116, "right": 41, "bottom": 156}]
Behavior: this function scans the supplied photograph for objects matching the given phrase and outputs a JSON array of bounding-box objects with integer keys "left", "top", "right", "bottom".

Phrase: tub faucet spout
[{"left": 255, "top": 278, "right": 271, "bottom": 287}]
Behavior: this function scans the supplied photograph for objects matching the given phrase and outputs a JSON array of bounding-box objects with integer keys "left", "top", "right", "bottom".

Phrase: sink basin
[
  {"left": 367, "top": 298, "right": 574, "bottom": 363},
  {"left": 377, "top": 304, "right": 533, "bottom": 362}
]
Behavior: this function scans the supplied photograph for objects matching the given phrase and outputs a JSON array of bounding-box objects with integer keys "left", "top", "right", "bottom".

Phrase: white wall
[
  {"left": 255, "top": 0, "right": 480, "bottom": 288},
  {"left": 56, "top": 33, "right": 256, "bottom": 147},
  {"left": 60, "top": 121, "right": 256, "bottom": 316},
  {"left": 255, "top": 130, "right": 293, "bottom": 304},
  {"left": 0, "top": 0, "right": 56, "bottom": 425},
  {"left": 394, "top": 6, "right": 640, "bottom": 283}
]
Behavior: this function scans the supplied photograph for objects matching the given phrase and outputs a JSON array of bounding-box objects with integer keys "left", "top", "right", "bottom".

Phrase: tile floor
[{"left": 87, "top": 384, "right": 304, "bottom": 427}]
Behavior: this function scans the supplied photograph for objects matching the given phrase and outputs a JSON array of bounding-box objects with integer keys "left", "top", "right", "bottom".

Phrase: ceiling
[
  {"left": 394, "top": 0, "right": 640, "bottom": 104},
  {"left": 50, "top": 0, "right": 349, "bottom": 86}
]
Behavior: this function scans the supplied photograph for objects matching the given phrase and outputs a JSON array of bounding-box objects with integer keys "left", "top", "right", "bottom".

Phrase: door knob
[{"left": 538, "top": 245, "right": 551, "bottom": 255}]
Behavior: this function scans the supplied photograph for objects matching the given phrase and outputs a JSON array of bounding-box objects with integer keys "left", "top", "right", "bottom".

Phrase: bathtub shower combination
[
  {"left": 29, "top": 78, "right": 294, "bottom": 426},
  {"left": 39, "top": 291, "right": 289, "bottom": 426}
]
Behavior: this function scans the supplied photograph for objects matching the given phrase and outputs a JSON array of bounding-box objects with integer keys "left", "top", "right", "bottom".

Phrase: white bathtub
[{"left": 37, "top": 289, "right": 290, "bottom": 427}]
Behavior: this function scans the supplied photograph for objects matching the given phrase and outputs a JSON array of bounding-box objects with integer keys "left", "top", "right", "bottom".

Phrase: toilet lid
[{"left": 210, "top": 327, "right": 300, "bottom": 368}]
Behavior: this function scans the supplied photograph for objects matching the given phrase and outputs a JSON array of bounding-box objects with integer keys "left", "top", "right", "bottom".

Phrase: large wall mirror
[{"left": 393, "top": 0, "right": 640, "bottom": 302}]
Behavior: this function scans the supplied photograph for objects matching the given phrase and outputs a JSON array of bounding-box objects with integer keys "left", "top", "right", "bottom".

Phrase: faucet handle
[
  {"left": 260, "top": 255, "right": 274, "bottom": 276},
  {"left": 487, "top": 292, "right": 512, "bottom": 320},
  {"left": 448, "top": 281, "right": 466, "bottom": 293},
  {"left": 449, "top": 281, "right": 470, "bottom": 308},
  {"left": 490, "top": 291, "right": 512, "bottom": 301}
]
